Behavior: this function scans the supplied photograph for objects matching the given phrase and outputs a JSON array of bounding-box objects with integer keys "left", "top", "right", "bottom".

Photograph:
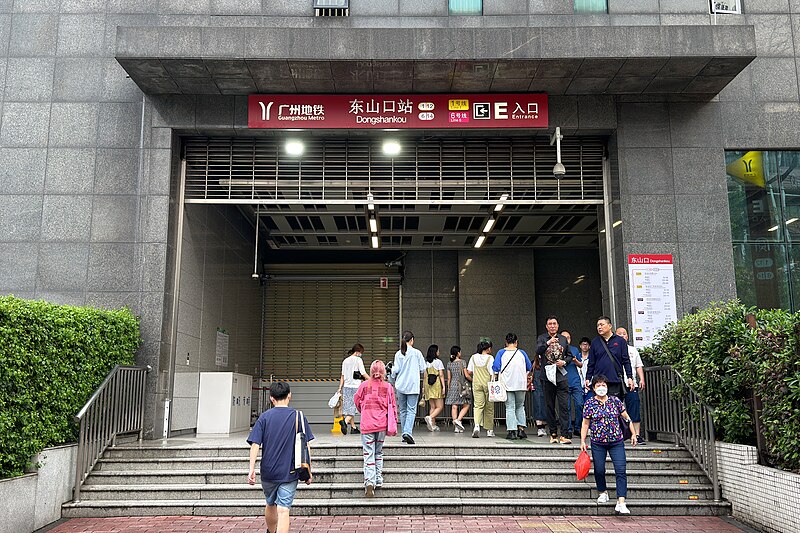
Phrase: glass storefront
[{"left": 727, "top": 150, "right": 800, "bottom": 311}]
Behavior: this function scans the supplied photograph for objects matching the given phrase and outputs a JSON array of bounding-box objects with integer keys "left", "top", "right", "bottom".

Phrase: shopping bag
[
  {"left": 488, "top": 376, "right": 507, "bottom": 403},
  {"left": 574, "top": 450, "right": 591, "bottom": 481},
  {"left": 545, "top": 364, "right": 558, "bottom": 385},
  {"left": 292, "top": 411, "right": 312, "bottom": 482},
  {"left": 328, "top": 391, "right": 341, "bottom": 409}
]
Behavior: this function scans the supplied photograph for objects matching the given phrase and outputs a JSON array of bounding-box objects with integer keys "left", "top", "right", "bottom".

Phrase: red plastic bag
[{"left": 574, "top": 450, "right": 591, "bottom": 481}]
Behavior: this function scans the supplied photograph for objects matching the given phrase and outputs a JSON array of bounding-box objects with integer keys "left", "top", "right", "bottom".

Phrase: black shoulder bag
[
  {"left": 600, "top": 340, "right": 633, "bottom": 441},
  {"left": 600, "top": 338, "right": 627, "bottom": 401}
]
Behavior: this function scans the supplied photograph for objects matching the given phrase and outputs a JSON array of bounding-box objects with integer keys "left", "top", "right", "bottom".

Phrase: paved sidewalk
[{"left": 48, "top": 515, "right": 747, "bottom": 532}]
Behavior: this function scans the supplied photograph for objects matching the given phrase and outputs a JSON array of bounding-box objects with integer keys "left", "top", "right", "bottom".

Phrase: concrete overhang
[{"left": 116, "top": 25, "right": 755, "bottom": 97}]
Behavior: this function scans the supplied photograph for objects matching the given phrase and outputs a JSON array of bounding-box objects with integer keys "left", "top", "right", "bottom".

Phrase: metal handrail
[
  {"left": 73, "top": 364, "right": 150, "bottom": 503},
  {"left": 642, "top": 365, "right": 721, "bottom": 501}
]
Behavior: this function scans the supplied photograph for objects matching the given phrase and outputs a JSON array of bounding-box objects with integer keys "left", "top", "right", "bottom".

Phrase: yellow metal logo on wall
[{"left": 726, "top": 151, "right": 765, "bottom": 187}]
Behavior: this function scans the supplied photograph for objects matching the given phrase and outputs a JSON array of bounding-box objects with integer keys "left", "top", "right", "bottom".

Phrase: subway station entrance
[{"left": 168, "top": 130, "right": 613, "bottom": 430}]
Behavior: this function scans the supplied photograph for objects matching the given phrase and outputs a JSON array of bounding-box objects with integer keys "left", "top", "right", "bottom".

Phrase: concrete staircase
[{"left": 62, "top": 435, "right": 730, "bottom": 518}]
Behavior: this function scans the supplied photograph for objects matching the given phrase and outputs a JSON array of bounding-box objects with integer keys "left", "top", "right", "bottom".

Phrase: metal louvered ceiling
[{"left": 182, "top": 135, "right": 606, "bottom": 249}]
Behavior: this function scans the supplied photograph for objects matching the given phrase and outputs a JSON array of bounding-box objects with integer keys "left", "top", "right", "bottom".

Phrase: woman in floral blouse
[{"left": 580, "top": 374, "right": 637, "bottom": 515}]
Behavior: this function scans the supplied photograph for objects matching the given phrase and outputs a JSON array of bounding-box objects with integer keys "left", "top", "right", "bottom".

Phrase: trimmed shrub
[
  {"left": 642, "top": 300, "right": 800, "bottom": 473},
  {"left": 0, "top": 296, "right": 140, "bottom": 478}
]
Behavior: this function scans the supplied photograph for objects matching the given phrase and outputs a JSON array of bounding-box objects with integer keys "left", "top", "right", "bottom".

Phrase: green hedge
[
  {"left": 643, "top": 301, "right": 800, "bottom": 473},
  {"left": 0, "top": 296, "right": 140, "bottom": 478}
]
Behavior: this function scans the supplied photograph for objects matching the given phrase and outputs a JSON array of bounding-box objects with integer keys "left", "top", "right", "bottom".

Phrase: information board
[
  {"left": 628, "top": 254, "right": 678, "bottom": 348},
  {"left": 215, "top": 330, "right": 229, "bottom": 367}
]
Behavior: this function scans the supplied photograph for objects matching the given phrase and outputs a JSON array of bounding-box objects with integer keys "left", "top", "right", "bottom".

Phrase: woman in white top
[
  {"left": 423, "top": 344, "right": 446, "bottom": 431},
  {"left": 338, "top": 343, "right": 368, "bottom": 435},
  {"left": 492, "top": 332, "right": 533, "bottom": 440},
  {"left": 466, "top": 340, "right": 495, "bottom": 438}
]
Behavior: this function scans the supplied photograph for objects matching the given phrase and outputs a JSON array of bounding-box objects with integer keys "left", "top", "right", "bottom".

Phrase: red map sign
[{"left": 248, "top": 93, "right": 548, "bottom": 129}]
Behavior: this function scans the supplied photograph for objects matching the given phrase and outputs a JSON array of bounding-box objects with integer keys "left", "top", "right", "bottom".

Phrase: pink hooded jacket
[{"left": 354, "top": 379, "right": 398, "bottom": 435}]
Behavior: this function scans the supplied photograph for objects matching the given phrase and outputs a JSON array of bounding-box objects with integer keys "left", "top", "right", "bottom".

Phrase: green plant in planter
[
  {"left": 642, "top": 300, "right": 800, "bottom": 473},
  {"left": 0, "top": 296, "right": 140, "bottom": 478}
]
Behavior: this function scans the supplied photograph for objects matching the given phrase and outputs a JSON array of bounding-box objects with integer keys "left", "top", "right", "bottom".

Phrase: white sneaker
[
  {"left": 486, "top": 430, "right": 495, "bottom": 437},
  {"left": 454, "top": 419, "right": 465, "bottom": 431},
  {"left": 537, "top": 428, "right": 547, "bottom": 437},
  {"left": 472, "top": 425, "right": 480, "bottom": 437},
  {"left": 433, "top": 425, "right": 440, "bottom": 432},
  {"left": 615, "top": 502, "right": 630, "bottom": 515},
  {"left": 597, "top": 492, "right": 609, "bottom": 504},
  {"left": 424, "top": 415, "right": 435, "bottom": 431},
  {"left": 454, "top": 427, "right": 463, "bottom": 433}
]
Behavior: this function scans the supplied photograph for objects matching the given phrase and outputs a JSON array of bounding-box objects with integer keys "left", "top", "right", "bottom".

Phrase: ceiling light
[
  {"left": 382, "top": 140, "right": 401, "bottom": 156},
  {"left": 612, "top": 220, "right": 622, "bottom": 228},
  {"left": 494, "top": 193, "right": 509, "bottom": 212},
  {"left": 465, "top": 258, "right": 472, "bottom": 266},
  {"left": 474, "top": 235, "right": 486, "bottom": 248},
  {"left": 367, "top": 193, "right": 374, "bottom": 211},
  {"left": 369, "top": 217, "right": 378, "bottom": 233},
  {"left": 768, "top": 225, "right": 780, "bottom": 232},
  {"left": 483, "top": 218, "right": 496, "bottom": 233},
  {"left": 285, "top": 140, "right": 304, "bottom": 156},
  {"left": 787, "top": 218, "right": 799, "bottom": 225},
  {"left": 371, "top": 235, "right": 379, "bottom": 248}
]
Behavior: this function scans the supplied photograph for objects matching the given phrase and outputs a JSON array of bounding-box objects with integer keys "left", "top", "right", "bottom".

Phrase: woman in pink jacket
[{"left": 354, "top": 359, "right": 398, "bottom": 497}]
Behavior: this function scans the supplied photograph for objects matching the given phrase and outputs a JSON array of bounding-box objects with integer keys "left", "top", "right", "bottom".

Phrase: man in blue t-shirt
[{"left": 248, "top": 381, "right": 314, "bottom": 533}]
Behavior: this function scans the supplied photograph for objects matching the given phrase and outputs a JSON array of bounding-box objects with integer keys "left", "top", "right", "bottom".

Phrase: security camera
[
  {"left": 251, "top": 273, "right": 260, "bottom": 280},
  {"left": 553, "top": 162, "right": 566, "bottom": 177}
]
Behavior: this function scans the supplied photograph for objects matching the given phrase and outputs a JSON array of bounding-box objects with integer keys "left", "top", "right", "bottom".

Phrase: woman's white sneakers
[
  {"left": 486, "top": 430, "right": 495, "bottom": 437},
  {"left": 597, "top": 492, "right": 609, "bottom": 503},
  {"left": 615, "top": 502, "right": 630, "bottom": 515},
  {"left": 424, "top": 415, "right": 435, "bottom": 431},
  {"left": 454, "top": 419, "right": 465, "bottom": 431},
  {"left": 472, "top": 425, "right": 480, "bottom": 438}
]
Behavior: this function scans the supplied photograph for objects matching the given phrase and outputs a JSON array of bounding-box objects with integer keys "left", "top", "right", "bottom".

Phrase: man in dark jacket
[
  {"left": 535, "top": 315, "right": 573, "bottom": 444},
  {"left": 585, "top": 316, "right": 634, "bottom": 400}
]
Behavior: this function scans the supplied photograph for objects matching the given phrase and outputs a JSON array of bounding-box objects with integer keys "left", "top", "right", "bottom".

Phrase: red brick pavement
[{"left": 48, "top": 515, "right": 745, "bottom": 533}]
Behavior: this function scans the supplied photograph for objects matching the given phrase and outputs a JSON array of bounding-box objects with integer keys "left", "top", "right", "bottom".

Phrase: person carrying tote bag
[
  {"left": 467, "top": 340, "right": 495, "bottom": 438},
  {"left": 492, "top": 332, "right": 533, "bottom": 440}
]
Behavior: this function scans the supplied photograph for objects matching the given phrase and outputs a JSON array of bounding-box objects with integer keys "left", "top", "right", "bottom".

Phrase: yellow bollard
[{"left": 332, "top": 416, "right": 343, "bottom": 434}]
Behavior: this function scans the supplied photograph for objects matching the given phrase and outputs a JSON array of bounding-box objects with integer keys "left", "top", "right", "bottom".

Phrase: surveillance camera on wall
[
  {"left": 251, "top": 273, "right": 260, "bottom": 280},
  {"left": 553, "top": 162, "right": 566, "bottom": 177}
]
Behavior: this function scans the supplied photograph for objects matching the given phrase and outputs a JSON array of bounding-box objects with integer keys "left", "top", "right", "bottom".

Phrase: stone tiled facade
[{"left": 0, "top": 1, "right": 795, "bottom": 440}]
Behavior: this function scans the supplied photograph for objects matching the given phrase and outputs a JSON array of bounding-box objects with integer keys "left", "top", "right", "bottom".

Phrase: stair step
[
  {"left": 62, "top": 498, "right": 731, "bottom": 518},
  {"left": 95, "top": 456, "right": 702, "bottom": 472},
  {"left": 103, "top": 443, "right": 693, "bottom": 460},
  {"left": 84, "top": 468, "right": 710, "bottom": 485},
  {"left": 76, "top": 482, "right": 716, "bottom": 501}
]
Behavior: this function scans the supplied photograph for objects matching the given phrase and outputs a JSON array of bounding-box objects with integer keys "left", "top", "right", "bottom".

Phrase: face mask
[{"left": 595, "top": 386, "right": 608, "bottom": 397}]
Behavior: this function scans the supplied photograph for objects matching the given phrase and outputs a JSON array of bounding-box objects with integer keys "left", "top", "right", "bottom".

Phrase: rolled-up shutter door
[{"left": 263, "top": 279, "right": 400, "bottom": 381}]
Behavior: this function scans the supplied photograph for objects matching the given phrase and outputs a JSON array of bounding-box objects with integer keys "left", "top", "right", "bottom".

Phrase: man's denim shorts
[{"left": 261, "top": 479, "right": 299, "bottom": 509}]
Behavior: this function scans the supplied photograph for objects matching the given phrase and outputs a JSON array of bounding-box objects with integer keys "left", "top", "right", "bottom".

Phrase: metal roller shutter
[{"left": 263, "top": 279, "right": 400, "bottom": 381}]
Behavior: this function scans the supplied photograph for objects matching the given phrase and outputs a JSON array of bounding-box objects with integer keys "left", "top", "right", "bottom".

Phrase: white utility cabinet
[{"left": 196, "top": 372, "right": 253, "bottom": 434}]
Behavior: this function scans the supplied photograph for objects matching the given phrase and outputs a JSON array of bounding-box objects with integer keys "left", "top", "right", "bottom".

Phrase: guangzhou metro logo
[{"left": 743, "top": 158, "right": 754, "bottom": 173}]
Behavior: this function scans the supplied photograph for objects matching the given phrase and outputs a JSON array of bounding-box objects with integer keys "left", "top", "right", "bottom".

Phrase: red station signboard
[{"left": 247, "top": 93, "right": 548, "bottom": 129}]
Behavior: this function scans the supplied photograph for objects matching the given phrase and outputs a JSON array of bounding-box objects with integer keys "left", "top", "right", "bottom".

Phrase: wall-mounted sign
[
  {"left": 628, "top": 254, "right": 678, "bottom": 348},
  {"left": 248, "top": 93, "right": 548, "bottom": 129},
  {"left": 710, "top": 0, "right": 741, "bottom": 14},
  {"left": 215, "top": 329, "right": 229, "bottom": 367}
]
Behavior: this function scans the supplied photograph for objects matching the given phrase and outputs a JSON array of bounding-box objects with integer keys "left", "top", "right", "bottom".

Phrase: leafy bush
[
  {"left": 0, "top": 296, "right": 140, "bottom": 478},
  {"left": 643, "top": 301, "right": 800, "bottom": 472}
]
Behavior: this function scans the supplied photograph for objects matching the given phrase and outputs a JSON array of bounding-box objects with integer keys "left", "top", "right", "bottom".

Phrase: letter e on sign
[{"left": 380, "top": 277, "right": 388, "bottom": 289}]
